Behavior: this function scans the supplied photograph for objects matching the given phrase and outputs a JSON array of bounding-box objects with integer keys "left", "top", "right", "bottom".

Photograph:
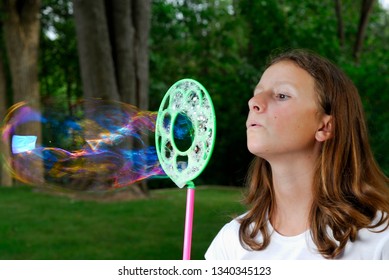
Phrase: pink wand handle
[{"left": 183, "top": 184, "right": 195, "bottom": 260}]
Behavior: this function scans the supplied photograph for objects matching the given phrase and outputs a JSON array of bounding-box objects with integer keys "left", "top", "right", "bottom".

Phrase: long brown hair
[{"left": 239, "top": 49, "right": 389, "bottom": 259}]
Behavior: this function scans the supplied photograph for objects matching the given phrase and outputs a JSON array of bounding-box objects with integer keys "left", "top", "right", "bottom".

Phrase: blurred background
[{"left": 0, "top": 0, "right": 388, "bottom": 260}]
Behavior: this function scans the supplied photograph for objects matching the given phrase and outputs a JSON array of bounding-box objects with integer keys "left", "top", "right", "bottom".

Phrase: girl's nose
[{"left": 248, "top": 95, "right": 264, "bottom": 112}]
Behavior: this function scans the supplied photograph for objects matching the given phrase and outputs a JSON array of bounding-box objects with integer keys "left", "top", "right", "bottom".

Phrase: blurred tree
[
  {"left": 334, "top": 0, "right": 345, "bottom": 48},
  {"left": 73, "top": 0, "right": 120, "bottom": 101},
  {"left": 1, "top": 0, "right": 44, "bottom": 186},
  {"left": 353, "top": 0, "right": 375, "bottom": 62},
  {"left": 0, "top": 50, "right": 12, "bottom": 186},
  {"left": 73, "top": 0, "right": 151, "bottom": 194},
  {"left": 73, "top": 0, "right": 150, "bottom": 109}
]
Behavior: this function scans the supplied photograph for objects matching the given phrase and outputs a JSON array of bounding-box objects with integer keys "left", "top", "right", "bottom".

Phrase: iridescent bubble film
[{"left": 1, "top": 99, "right": 171, "bottom": 192}]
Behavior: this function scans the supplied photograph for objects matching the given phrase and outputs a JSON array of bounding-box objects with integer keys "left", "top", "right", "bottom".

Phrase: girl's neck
[{"left": 268, "top": 155, "right": 316, "bottom": 236}]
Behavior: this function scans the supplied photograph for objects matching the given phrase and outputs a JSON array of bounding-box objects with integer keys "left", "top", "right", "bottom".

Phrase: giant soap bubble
[{"left": 1, "top": 99, "right": 168, "bottom": 192}]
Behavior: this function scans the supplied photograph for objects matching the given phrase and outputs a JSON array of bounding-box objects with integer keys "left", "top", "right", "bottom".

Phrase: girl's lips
[{"left": 246, "top": 121, "right": 263, "bottom": 129}]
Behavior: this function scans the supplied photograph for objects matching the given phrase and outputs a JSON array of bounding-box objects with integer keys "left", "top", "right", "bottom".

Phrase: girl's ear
[{"left": 316, "top": 115, "right": 333, "bottom": 142}]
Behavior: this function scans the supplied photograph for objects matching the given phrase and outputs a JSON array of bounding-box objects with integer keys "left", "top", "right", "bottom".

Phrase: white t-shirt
[{"left": 205, "top": 212, "right": 389, "bottom": 260}]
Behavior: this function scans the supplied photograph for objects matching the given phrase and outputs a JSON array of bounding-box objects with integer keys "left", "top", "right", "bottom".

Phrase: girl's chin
[{"left": 247, "top": 145, "right": 268, "bottom": 156}]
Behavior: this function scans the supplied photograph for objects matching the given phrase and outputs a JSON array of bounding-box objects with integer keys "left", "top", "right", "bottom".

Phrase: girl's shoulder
[
  {"left": 215, "top": 213, "right": 247, "bottom": 240},
  {"left": 342, "top": 211, "right": 389, "bottom": 259},
  {"left": 204, "top": 213, "right": 247, "bottom": 260},
  {"left": 367, "top": 211, "right": 389, "bottom": 233}
]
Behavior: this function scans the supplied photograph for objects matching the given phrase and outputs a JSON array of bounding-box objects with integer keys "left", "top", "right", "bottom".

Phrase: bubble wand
[{"left": 155, "top": 79, "right": 216, "bottom": 260}]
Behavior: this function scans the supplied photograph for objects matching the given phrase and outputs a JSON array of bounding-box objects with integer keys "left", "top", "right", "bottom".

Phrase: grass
[{"left": 0, "top": 185, "right": 246, "bottom": 260}]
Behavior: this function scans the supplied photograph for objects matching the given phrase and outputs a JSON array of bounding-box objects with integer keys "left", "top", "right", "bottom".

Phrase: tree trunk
[
  {"left": 2, "top": 0, "right": 44, "bottom": 186},
  {"left": 3, "top": 0, "right": 41, "bottom": 107},
  {"left": 109, "top": 0, "right": 151, "bottom": 195},
  {"left": 334, "top": 0, "right": 345, "bottom": 48},
  {"left": 73, "top": 0, "right": 120, "bottom": 101},
  {"left": 102, "top": 0, "right": 151, "bottom": 109},
  {"left": 107, "top": 0, "right": 137, "bottom": 105},
  {"left": 73, "top": 0, "right": 151, "bottom": 195},
  {"left": 0, "top": 52, "right": 12, "bottom": 187},
  {"left": 132, "top": 0, "right": 151, "bottom": 111},
  {"left": 353, "top": 0, "right": 375, "bottom": 63},
  {"left": 73, "top": 0, "right": 151, "bottom": 108}
]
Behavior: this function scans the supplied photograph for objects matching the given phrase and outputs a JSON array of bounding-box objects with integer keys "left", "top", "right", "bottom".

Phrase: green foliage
[{"left": 39, "top": 0, "right": 82, "bottom": 114}]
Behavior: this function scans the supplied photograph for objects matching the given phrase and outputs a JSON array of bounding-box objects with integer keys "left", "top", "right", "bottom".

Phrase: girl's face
[{"left": 246, "top": 61, "right": 327, "bottom": 160}]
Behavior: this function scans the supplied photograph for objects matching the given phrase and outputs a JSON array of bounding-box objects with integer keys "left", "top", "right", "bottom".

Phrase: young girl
[{"left": 205, "top": 49, "right": 389, "bottom": 259}]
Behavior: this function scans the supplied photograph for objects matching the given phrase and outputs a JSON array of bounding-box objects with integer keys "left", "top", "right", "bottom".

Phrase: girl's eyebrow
[{"left": 255, "top": 81, "right": 297, "bottom": 92}]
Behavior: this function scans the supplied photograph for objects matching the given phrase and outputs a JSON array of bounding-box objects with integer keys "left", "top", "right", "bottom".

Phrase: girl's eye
[{"left": 276, "top": 93, "right": 290, "bottom": 100}]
